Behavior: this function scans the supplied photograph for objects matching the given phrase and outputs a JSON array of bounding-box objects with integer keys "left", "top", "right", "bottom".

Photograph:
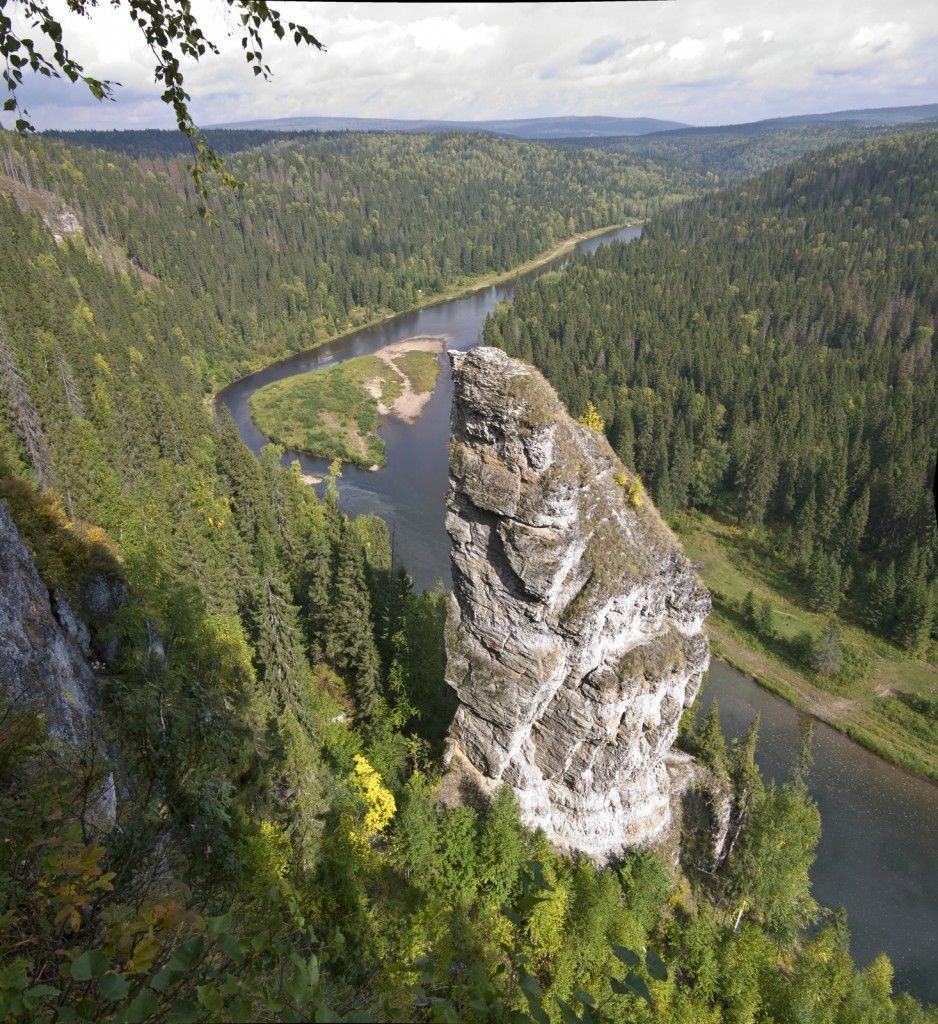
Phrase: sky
[{"left": 7, "top": 0, "right": 938, "bottom": 130}]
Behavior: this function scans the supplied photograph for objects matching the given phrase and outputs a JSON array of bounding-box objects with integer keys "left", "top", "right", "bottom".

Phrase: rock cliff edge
[{"left": 444, "top": 347, "right": 710, "bottom": 861}]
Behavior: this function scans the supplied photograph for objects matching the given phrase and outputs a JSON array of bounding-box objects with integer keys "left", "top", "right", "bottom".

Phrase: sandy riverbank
[{"left": 369, "top": 336, "right": 445, "bottom": 424}]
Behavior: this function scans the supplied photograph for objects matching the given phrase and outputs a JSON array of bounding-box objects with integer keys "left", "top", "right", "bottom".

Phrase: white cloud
[
  {"left": 669, "top": 37, "right": 707, "bottom": 61},
  {"left": 407, "top": 17, "right": 499, "bottom": 56},
  {"left": 850, "top": 22, "right": 911, "bottom": 52},
  {"left": 4, "top": 0, "right": 936, "bottom": 131}
]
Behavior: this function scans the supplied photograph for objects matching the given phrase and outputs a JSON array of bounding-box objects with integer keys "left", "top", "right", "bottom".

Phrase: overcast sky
[{"left": 7, "top": 1, "right": 938, "bottom": 130}]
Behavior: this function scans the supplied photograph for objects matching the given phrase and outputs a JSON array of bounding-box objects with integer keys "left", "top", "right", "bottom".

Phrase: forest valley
[{"left": 0, "top": 126, "right": 935, "bottom": 1022}]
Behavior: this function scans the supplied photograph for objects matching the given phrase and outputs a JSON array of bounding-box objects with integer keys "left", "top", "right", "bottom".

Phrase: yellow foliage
[
  {"left": 255, "top": 820, "right": 291, "bottom": 881},
  {"left": 615, "top": 470, "right": 644, "bottom": 509},
  {"left": 349, "top": 755, "right": 396, "bottom": 847},
  {"left": 75, "top": 301, "right": 95, "bottom": 325},
  {"left": 577, "top": 402, "right": 605, "bottom": 432}
]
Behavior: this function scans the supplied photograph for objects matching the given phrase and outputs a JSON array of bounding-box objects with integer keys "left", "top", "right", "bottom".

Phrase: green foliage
[
  {"left": 585, "top": 120, "right": 930, "bottom": 184},
  {"left": 723, "top": 763, "right": 821, "bottom": 943},
  {"left": 0, "top": 123, "right": 933, "bottom": 1024},
  {"left": 486, "top": 132, "right": 938, "bottom": 656},
  {"left": 1, "top": 1, "right": 324, "bottom": 212},
  {"left": 1, "top": 128, "right": 687, "bottom": 385},
  {"left": 812, "top": 621, "right": 844, "bottom": 676},
  {"left": 251, "top": 354, "right": 402, "bottom": 468},
  {"left": 694, "top": 700, "right": 729, "bottom": 777}
]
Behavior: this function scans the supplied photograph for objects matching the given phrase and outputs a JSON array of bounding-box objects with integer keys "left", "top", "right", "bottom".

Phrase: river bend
[{"left": 220, "top": 226, "right": 938, "bottom": 1001}]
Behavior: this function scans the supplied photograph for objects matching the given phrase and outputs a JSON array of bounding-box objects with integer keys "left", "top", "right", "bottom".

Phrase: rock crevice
[{"left": 443, "top": 348, "right": 710, "bottom": 861}]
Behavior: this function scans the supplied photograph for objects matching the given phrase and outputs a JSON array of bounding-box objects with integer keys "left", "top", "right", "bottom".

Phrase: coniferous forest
[
  {"left": 1, "top": 114, "right": 936, "bottom": 1023},
  {"left": 1, "top": 130, "right": 691, "bottom": 384},
  {"left": 485, "top": 132, "right": 938, "bottom": 776}
]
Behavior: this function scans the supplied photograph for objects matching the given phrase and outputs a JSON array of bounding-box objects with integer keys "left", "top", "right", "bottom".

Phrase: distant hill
[
  {"left": 556, "top": 104, "right": 938, "bottom": 185},
  {"left": 655, "top": 103, "right": 938, "bottom": 138},
  {"left": 206, "top": 114, "right": 689, "bottom": 138}
]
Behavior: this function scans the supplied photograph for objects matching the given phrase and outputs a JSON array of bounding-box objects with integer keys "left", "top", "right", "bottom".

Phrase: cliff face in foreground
[
  {"left": 444, "top": 347, "right": 710, "bottom": 862},
  {"left": 0, "top": 500, "right": 117, "bottom": 827}
]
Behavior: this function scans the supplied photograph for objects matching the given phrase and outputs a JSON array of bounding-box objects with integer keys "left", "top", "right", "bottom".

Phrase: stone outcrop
[
  {"left": 0, "top": 500, "right": 116, "bottom": 826},
  {"left": 443, "top": 347, "right": 710, "bottom": 862}
]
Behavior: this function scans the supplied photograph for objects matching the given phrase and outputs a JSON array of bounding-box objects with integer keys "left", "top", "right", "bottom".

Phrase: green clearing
[
  {"left": 249, "top": 348, "right": 441, "bottom": 469},
  {"left": 394, "top": 349, "right": 440, "bottom": 394},
  {"left": 675, "top": 511, "right": 938, "bottom": 780},
  {"left": 250, "top": 354, "right": 401, "bottom": 467}
]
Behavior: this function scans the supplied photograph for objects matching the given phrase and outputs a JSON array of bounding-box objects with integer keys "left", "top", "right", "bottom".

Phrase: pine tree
[
  {"left": 301, "top": 533, "right": 333, "bottom": 661},
  {"left": 808, "top": 549, "right": 841, "bottom": 613},
  {"left": 868, "top": 560, "right": 897, "bottom": 635},
  {"left": 757, "top": 599, "right": 776, "bottom": 638},
  {"left": 727, "top": 716, "right": 765, "bottom": 857},
  {"left": 842, "top": 485, "right": 870, "bottom": 557},
  {"left": 611, "top": 404, "right": 635, "bottom": 470},
  {"left": 893, "top": 574, "right": 933, "bottom": 655},
  {"left": 737, "top": 427, "right": 778, "bottom": 527},
  {"left": 669, "top": 422, "right": 693, "bottom": 511},
  {"left": 695, "top": 700, "right": 728, "bottom": 777},
  {"left": 476, "top": 786, "right": 525, "bottom": 908},
  {"left": 811, "top": 622, "right": 842, "bottom": 676},
  {"left": 859, "top": 563, "right": 879, "bottom": 630},
  {"left": 326, "top": 523, "right": 382, "bottom": 721},
  {"left": 793, "top": 487, "right": 818, "bottom": 575},
  {"left": 742, "top": 589, "right": 757, "bottom": 627},
  {"left": 250, "top": 530, "right": 309, "bottom": 711}
]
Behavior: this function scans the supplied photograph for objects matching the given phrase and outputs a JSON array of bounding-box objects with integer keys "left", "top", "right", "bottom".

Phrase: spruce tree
[
  {"left": 868, "top": 560, "right": 897, "bottom": 635},
  {"left": 808, "top": 549, "right": 841, "bottom": 613},
  {"left": 301, "top": 533, "right": 333, "bottom": 661},
  {"left": 476, "top": 786, "right": 525, "bottom": 908},
  {"left": 811, "top": 622, "right": 842, "bottom": 676},
  {"left": 695, "top": 700, "right": 728, "bottom": 777},
  {"left": 757, "top": 599, "right": 776, "bottom": 638},
  {"left": 250, "top": 530, "right": 309, "bottom": 711},
  {"left": 670, "top": 422, "right": 693, "bottom": 511},
  {"left": 893, "top": 574, "right": 933, "bottom": 655},
  {"left": 793, "top": 487, "right": 818, "bottom": 575},
  {"left": 842, "top": 485, "right": 870, "bottom": 557},
  {"left": 326, "top": 523, "right": 383, "bottom": 721}
]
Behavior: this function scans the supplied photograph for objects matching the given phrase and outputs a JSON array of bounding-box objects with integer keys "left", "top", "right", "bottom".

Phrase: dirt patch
[
  {"left": 362, "top": 377, "right": 389, "bottom": 413},
  {"left": 372, "top": 336, "right": 445, "bottom": 424}
]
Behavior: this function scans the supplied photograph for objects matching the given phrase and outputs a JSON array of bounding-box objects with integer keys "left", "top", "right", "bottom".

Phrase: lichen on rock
[{"left": 443, "top": 347, "right": 711, "bottom": 862}]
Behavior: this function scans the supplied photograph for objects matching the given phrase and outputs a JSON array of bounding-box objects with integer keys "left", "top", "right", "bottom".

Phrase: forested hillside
[
  {"left": 486, "top": 132, "right": 938, "bottom": 774},
  {"left": 1, "top": 131, "right": 692, "bottom": 384},
  {"left": 2, "top": 127, "right": 934, "bottom": 1020},
  {"left": 577, "top": 123, "right": 925, "bottom": 185}
]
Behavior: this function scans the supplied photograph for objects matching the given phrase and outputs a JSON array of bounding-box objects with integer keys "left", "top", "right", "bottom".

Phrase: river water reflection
[{"left": 220, "top": 225, "right": 937, "bottom": 1002}]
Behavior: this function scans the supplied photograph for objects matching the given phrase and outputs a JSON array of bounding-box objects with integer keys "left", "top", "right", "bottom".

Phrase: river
[{"left": 219, "top": 225, "right": 938, "bottom": 1002}]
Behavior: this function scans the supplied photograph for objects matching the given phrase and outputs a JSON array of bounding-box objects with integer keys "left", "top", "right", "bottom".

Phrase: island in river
[{"left": 249, "top": 336, "right": 444, "bottom": 469}]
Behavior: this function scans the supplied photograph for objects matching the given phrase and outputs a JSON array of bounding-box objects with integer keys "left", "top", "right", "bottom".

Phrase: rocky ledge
[{"left": 443, "top": 347, "right": 710, "bottom": 862}]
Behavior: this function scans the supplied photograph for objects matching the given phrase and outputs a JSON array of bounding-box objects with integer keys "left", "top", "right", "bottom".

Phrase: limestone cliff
[
  {"left": 0, "top": 500, "right": 116, "bottom": 826},
  {"left": 443, "top": 347, "right": 710, "bottom": 862}
]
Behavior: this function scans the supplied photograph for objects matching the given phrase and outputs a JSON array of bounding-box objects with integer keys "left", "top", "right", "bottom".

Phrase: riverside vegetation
[
  {"left": 0, "top": 124, "right": 936, "bottom": 1021},
  {"left": 484, "top": 131, "right": 938, "bottom": 780},
  {"left": 250, "top": 341, "right": 442, "bottom": 468},
  {"left": 0, "top": 129, "right": 692, "bottom": 386}
]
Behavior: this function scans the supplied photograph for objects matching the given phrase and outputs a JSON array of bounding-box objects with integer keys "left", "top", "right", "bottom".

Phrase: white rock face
[
  {"left": 444, "top": 348, "right": 710, "bottom": 862},
  {"left": 0, "top": 500, "right": 116, "bottom": 826}
]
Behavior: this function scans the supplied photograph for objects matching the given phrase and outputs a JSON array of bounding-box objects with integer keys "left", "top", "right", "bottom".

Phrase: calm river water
[{"left": 220, "top": 225, "right": 938, "bottom": 1002}]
